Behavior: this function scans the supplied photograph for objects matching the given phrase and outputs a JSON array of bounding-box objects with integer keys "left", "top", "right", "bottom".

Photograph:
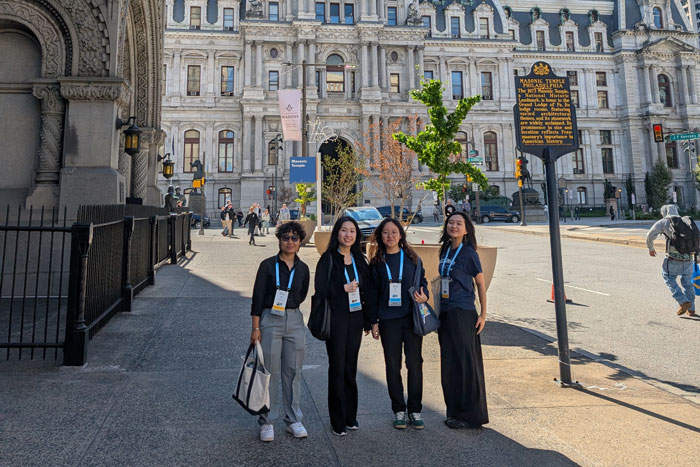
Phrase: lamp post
[{"left": 271, "top": 134, "right": 283, "bottom": 221}]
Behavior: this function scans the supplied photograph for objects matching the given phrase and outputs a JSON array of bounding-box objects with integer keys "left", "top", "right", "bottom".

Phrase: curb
[{"left": 484, "top": 226, "right": 661, "bottom": 250}]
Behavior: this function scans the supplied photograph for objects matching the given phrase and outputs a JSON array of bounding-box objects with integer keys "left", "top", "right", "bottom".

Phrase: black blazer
[{"left": 314, "top": 249, "right": 370, "bottom": 329}]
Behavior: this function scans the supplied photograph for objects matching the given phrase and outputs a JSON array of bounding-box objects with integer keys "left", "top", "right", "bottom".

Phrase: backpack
[{"left": 668, "top": 216, "right": 700, "bottom": 254}]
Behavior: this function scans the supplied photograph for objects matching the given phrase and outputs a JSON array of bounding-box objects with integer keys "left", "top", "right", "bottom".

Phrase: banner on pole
[
  {"left": 290, "top": 157, "right": 316, "bottom": 184},
  {"left": 278, "top": 90, "right": 302, "bottom": 141}
]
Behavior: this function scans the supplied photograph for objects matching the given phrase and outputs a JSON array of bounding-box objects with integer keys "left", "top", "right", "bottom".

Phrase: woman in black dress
[
  {"left": 243, "top": 206, "right": 259, "bottom": 245},
  {"left": 437, "top": 211, "right": 488, "bottom": 429},
  {"left": 314, "top": 216, "right": 370, "bottom": 436}
]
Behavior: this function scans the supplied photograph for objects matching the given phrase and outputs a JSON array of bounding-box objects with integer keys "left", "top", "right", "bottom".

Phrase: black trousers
[
  {"left": 379, "top": 314, "right": 423, "bottom": 414},
  {"left": 438, "top": 308, "right": 488, "bottom": 426},
  {"left": 325, "top": 309, "right": 364, "bottom": 432}
]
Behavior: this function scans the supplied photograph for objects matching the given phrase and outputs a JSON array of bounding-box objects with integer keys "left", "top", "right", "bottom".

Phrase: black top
[
  {"left": 244, "top": 212, "right": 259, "bottom": 227},
  {"left": 366, "top": 250, "right": 428, "bottom": 323},
  {"left": 440, "top": 243, "right": 482, "bottom": 312},
  {"left": 314, "top": 250, "right": 370, "bottom": 327},
  {"left": 251, "top": 254, "right": 310, "bottom": 316}
]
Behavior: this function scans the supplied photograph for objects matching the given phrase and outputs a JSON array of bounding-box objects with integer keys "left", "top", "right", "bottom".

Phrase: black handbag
[
  {"left": 308, "top": 254, "right": 332, "bottom": 340},
  {"left": 410, "top": 257, "right": 440, "bottom": 336}
]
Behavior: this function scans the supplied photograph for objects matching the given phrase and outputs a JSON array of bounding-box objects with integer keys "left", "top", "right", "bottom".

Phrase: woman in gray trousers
[{"left": 250, "top": 221, "right": 310, "bottom": 442}]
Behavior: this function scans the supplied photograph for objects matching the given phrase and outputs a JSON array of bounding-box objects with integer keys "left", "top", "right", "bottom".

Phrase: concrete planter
[
  {"left": 314, "top": 229, "right": 332, "bottom": 254},
  {"left": 280, "top": 219, "right": 316, "bottom": 246}
]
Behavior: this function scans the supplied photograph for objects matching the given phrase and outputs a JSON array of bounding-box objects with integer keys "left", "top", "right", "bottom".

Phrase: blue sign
[{"left": 289, "top": 157, "right": 316, "bottom": 183}]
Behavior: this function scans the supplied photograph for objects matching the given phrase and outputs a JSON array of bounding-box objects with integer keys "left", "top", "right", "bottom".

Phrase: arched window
[
  {"left": 326, "top": 54, "right": 345, "bottom": 93},
  {"left": 653, "top": 7, "right": 663, "bottom": 29},
  {"left": 658, "top": 74, "right": 672, "bottom": 107},
  {"left": 184, "top": 130, "right": 200, "bottom": 173},
  {"left": 483, "top": 131, "right": 498, "bottom": 171},
  {"left": 218, "top": 130, "right": 234, "bottom": 172},
  {"left": 577, "top": 187, "right": 587, "bottom": 205},
  {"left": 218, "top": 187, "right": 232, "bottom": 208},
  {"left": 456, "top": 131, "right": 469, "bottom": 158}
]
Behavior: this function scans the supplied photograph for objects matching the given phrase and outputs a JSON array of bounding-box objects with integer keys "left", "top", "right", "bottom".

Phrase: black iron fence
[{"left": 1, "top": 205, "right": 191, "bottom": 365}]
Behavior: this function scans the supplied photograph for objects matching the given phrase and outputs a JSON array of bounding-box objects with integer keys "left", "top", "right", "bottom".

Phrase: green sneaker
[
  {"left": 393, "top": 411, "right": 407, "bottom": 429},
  {"left": 408, "top": 412, "right": 424, "bottom": 429}
]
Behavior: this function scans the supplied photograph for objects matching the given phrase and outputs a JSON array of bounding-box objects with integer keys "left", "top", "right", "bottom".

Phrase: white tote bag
[{"left": 232, "top": 341, "right": 271, "bottom": 415}]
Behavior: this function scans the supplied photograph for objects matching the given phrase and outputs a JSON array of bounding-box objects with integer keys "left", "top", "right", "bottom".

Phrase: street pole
[
  {"left": 273, "top": 138, "right": 279, "bottom": 221},
  {"left": 518, "top": 183, "right": 526, "bottom": 226},
  {"left": 543, "top": 148, "right": 573, "bottom": 385},
  {"left": 301, "top": 59, "right": 307, "bottom": 158},
  {"left": 199, "top": 151, "right": 205, "bottom": 236},
  {"left": 475, "top": 185, "right": 481, "bottom": 223}
]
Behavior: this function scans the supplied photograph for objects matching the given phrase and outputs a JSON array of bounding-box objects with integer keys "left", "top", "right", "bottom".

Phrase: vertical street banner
[{"left": 278, "top": 90, "right": 302, "bottom": 141}]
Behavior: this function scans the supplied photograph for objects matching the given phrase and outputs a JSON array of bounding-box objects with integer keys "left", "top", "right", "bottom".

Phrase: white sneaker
[
  {"left": 286, "top": 422, "right": 308, "bottom": 439},
  {"left": 260, "top": 424, "right": 274, "bottom": 442}
]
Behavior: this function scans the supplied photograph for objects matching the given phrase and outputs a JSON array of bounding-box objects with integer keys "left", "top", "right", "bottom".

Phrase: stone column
[
  {"left": 308, "top": 41, "right": 316, "bottom": 86},
  {"left": 379, "top": 46, "right": 387, "bottom": 90},
  {"left": 256, "top": 41, "right": 264, "bottom": 88},
  {"left": 371, "top": 43, "right": 379, "bottom": 87},
  {"left": 254, "top": 115, "right": 263, "bottom": 172},
  {"left": 131, "top": 146, "right": 149, "bottom": 199},
  {"left": 321, "top": 70, "right": 327, "bottom": 98},
  {"left": 244, "top": 41, "right": 252, "bottom": 86},
  {"left": 370, "top": 0, "right": 377, "bottom": 16},
  {"left": 650, "top": 66, "right": 659, "bottom": 104},
  {"left": 26, "top": 83, "right": 64, "bottom": 208},
  {"left": 416, "top": 46, "right": 424, "bottom": 82},
  {"left": 286, "top": 0, "right": 294, "bottom": 20},
  {"left": 689, "top": 66, "right": 698, "bottom": 104},
  {"left": 207, "top": 50, "right": 215, "bottom": 95},
  {"left": 285, "top": 42, "right": 294, "bottom": 88},
  {"left": 298, "top": 42, "right": 305, "bottom": 86},
  {"left": 407, "top": 46, "right": 415, "bottom": 90},
  {"left": 679, "top": 66, "right": 689, "bottom": 105},
  {"left": 172, "top": 50, "right": 182, "bottom": 95},
  {"left": 145, "top": 130, "right": 166, "bottom": 206},
  {"left": 361, "top": 43, "right": 369, "bottom": 88},
  {"left": 378, "top": 0, "right": 385, "bottom": 21},
  {"left": 243, "top": 116, "right": 252, "bottom": 172},
  {"left": 439, "top": 56, "right": 449, "bottom": 101}
]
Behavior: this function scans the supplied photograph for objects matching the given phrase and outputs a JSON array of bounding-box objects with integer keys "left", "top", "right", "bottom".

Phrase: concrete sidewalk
[{"left": 1, "top": 231, "right": 698, "bottom": 466}]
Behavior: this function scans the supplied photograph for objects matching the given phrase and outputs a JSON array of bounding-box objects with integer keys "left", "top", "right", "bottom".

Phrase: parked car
[
  {"left": 289, "top": 209, "right": 300, "bottom": 220},
  {"left": 376, "top": 206, "right": 423, "bottom": 224},
  {"left": 191, "top": 213, "right": 211, "bottom": 228},
  {"left": 342, "top": 206, "right": 384, "bottom": 243},
  {"left": 472, "top": 205, "right": 520, "bottom": 224}
]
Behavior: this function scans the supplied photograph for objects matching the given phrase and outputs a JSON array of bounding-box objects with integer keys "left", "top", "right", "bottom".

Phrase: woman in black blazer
[
  {"left": 243, "top": 206, "right": 259, "bottom": 245},
  {"left": 314, "top": 216, "right": 370, "bottom": 436}
]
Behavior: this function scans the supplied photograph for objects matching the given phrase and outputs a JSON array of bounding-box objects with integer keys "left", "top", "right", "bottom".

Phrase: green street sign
[
  {"left": 468, "top": 157, "right": 483, "bottom": 164},
  {"left": 669, "top": 132, "right": 700, "bottom": 141}
]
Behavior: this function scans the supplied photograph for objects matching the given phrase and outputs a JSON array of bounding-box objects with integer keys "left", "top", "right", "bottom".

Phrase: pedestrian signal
[{"left": 653, "top": 124, "right": 664, "bottom": 143}]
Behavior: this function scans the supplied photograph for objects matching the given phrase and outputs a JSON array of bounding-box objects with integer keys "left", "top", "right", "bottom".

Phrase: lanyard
[
  {"left": 338, "top": 250, "right": 360, "bottom": 285},
  {"left": 440, "top": 243, "right": 463, "bottom": 277},
  {"left": 384, "top": 249, "right": 404, "bottom": 283},
  {"left": 275, "top": 259, "right": 296, "bottom": 291}
]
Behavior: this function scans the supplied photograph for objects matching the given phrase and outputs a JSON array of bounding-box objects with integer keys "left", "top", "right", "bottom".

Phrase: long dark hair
[
  {"left": 439, "top": 211, "right": 477, "bottom": 255},
  {"left": 326, "top": 216, "right": 364, "bottom": 259},
  {"left": 369, "top": 218, "right": 418, "bottom": 265}
]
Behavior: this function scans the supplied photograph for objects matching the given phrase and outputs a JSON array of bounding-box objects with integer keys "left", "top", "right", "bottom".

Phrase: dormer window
[
  {"left": 223, "top": 8, "right": 234, "bottom": 30},
  {"left": 190, "top": 6, "right": 201, "bottom": 29},
  {"left": 270, "top": 2, "right": 279, "bottom": 21},
  {"left": 451, "top": 17, "right": 460, "bottom": 38},
  {"left": 653, "top": 7, "right": 663, "bottom": 29},
  {"left": 536, "top": 30, "right": 545, "bottom": 50},
  {"left": 565, "top": 31, "right": 575, "bottom": 51},
  {"left": 594, "top": 32, "right": 604, "bottom": 52},
  {"left": 479, "top": 17, "right": 489, "bottom": 39},
  {"left": 388, "top": 7, "right": 397, "bottom": 25},
  {"left": 422, "top": 16, "right": 432, "bottom": 38}
]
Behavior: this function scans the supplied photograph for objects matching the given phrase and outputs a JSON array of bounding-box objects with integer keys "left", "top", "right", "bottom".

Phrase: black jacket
[
  {"left": 251, "top": 254, "right": 310, "bottom": 316},
  {"left": 244, "top": 212, "right": 259, "bottom": 230},
  {"left": 314, "top": 249, "right": 371, "bottom": 329}
]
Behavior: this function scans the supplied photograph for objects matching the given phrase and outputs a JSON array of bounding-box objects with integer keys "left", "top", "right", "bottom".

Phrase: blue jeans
[{"left": 661, "top": 258, "right": 695, "bottom": 311}]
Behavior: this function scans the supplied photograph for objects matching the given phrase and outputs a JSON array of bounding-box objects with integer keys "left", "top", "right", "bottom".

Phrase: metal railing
[{"left": 1, "top": 204, "right": 191, "bottom": 364}]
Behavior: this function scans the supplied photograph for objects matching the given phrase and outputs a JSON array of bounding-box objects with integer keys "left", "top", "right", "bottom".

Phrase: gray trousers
[{"left": 258, "top": 308, "right": 306, "bottom": 426}]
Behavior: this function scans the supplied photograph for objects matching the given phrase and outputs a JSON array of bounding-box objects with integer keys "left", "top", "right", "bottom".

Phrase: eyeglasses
[
  {"left": 381, "top": 231, "right": 399, "bottom": 237},
  {"left": 282, "top": 235, "right": 300, "bottom": 242}
]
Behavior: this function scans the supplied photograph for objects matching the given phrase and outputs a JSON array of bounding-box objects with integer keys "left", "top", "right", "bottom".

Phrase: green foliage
[
  {"left": 294, "top": 183, "right": 316, "bottom": 218},
  {"left": 394, "top": 79, "right": 487, "bottom": 199},
  {"left": 603, "top": 179, "right": 615, "bottom": 199},
  {"left": 447, "top": 183, "right": 467, "bottom": 203},
  {"left": 322, "top": 144, "right": 364, "bottom": 221},
  {"left": 695, "top": 157, "right": 700, "bottom": 192},
  {"left": 645, "top": 161, "right": 673, "bottom": 210}
]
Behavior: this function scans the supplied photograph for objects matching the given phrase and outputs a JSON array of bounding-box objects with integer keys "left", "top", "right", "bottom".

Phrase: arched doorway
[{"left": 318, "top": 137, "right": 357, "bottom": 215}]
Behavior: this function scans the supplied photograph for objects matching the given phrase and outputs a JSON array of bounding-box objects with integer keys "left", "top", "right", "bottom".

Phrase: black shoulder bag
[{"left": 308, "top": 254, "right": 333, "bottom": 340}]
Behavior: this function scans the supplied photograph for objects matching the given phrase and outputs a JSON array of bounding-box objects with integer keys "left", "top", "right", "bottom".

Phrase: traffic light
[
  {"left": 462, "top": 184, "right": 468, "bottom": 193},
  {"left": 515, "top": 158, "right": 523, "bottom": 188},
  {"left": 653, "top": 124, "right": 664, "bottom": 143},
  {"left": 682, "top": 140, "right": 696, "bottom": 154}
]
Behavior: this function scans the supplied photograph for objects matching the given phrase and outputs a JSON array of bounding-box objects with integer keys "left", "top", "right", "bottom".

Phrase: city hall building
[{"left": 161, "top": 0, "right": 700, "bottom": 216}]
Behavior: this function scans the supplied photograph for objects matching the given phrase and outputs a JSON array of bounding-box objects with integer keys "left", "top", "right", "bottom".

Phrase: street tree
[
  {"left": 294, "top": 183, "right": 316, "bottom": 219},
  {"left": 394, "top": 79, "right": 487, "bottom": 215},
  {"left": 355, "top": 117, "right": 420, "bottom": 223},
  {"left": 644, "top": 160, "right": 672, "bottom": 210},
  {"left": 278, "top": 186, "right": 295, "bottom": 206},
  {"left": 322, "top": 143, "right": 364, "bottom": 222}
]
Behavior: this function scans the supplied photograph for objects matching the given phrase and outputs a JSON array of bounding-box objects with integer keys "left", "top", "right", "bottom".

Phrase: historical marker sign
[
  {"left": 514, "top": 61, "right": 579, "bottom": 162},
  {"left": 289, "top": 157, "right": 316, "bottom": 184}
]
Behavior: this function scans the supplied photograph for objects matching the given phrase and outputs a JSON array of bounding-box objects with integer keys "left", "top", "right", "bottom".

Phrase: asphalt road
[{"left": 405, "top": 224, "right": 700, "bottom": 397}]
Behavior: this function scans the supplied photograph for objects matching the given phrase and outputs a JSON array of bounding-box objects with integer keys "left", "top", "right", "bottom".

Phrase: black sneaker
[{"left": 346, "top": 421, "right": 359, "bottom": 431}]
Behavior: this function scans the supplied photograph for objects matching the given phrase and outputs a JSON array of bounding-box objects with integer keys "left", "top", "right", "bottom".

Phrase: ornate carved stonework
[
  {"left": 54, "top": 0, "right": 110, "bottom": 76},
  {"left": 32, "top": 83, "right": 64, "bottom": 184},
  {"left": 59, "top": 79, "right": 127, "bottom": 101},
  {"left": 131, "top": 149, "right": 149, "bottom": 199},
  {"left": 118, "top": 151, "right": 132, "bottom": 196}
]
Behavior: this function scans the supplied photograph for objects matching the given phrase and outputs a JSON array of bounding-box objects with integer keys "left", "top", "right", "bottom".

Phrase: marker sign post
[
  {"left": 289, "top": 157, "right": 317, "bottom": 184},
  {"left": 514, "top": 61, "right": 579, "bottom": 386}
]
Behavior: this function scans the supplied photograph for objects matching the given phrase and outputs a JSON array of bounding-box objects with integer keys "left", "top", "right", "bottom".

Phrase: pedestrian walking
[
  {"left": 609, "top": 205, "right": 615, "bottom": 221},
  {"left": 433, "top": 207, "right": 440, "bottom": 223},
  {"left": 261, "top": 208, "right": 271, "bottom": 235},
  {"left": 236, "top": 209, "right": 244, "bottom": 227},
  {"left": 366, "top": 218, "right": 429, "bottom": 430},
  {"left": 559, "top": 205, "right": 566, "bottom": 223},
  {"left": 244, "top": 206, "right": 260, "bottom": 246},
  {"left": 438, "top": 211, "right": 489, "bottom": 429},
  {"left": 574, "top": 205, "right": 580, "bottom": 221},
  {"left": 445, "top": 200, "right": 456, "bottom": 216},
  {"left": 250, "top": 222, "right": 310, "bottom": 442},
  {"left": 279, "top": 203, "right": 291, "bottom": 221},
  {"left": 220, "top": 204, "right": 229, "bottom": 237},
  {"left": 646, "top": 204, "right": 700, "bottom": 317},
  {"left": 314, "top": 216, "right": 370, "bottom": 436}
]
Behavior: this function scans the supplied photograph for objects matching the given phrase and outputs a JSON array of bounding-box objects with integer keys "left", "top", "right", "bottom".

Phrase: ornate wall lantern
[
  {"left": 158, "top": 153, "right": 175, "bottom": 179},
  {"left": 116, "top": 116, "right": 142, "bottom": 156}
]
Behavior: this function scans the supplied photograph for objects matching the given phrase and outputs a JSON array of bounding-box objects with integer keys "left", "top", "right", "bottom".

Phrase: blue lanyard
[
  {"left": 384, "top": 249, "right": 404, "bottom": 283},
  {"left": 275, "top": 259, "right": 296, "bottom": 291},
  {"left": 338, "top": 250, "right": 360, "bottom": 285},
  {"left": 440, "top": 243, "right": 463, "bottom": 277}
]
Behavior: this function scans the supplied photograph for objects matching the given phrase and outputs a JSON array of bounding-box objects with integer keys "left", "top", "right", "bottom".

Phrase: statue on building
[
  {"left": 246, "top": 0, "right": 264, "bottom": 19},
  {"left": 406, "top": 2, "right": 422, "bottom": 25},
  {"left": 164, "top": 185, "right": 180, "bottom": 211}
]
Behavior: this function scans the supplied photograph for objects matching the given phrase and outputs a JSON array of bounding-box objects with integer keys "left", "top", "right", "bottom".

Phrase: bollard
[{"left": 121, "top": 217, "right": 134, "bottom": 312}]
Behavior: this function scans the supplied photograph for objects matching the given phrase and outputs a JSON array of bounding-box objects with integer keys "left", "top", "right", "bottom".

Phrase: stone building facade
[
  {"left": 0, "top": 0, "right": 165, "bottom": 213},
  {"left": 161, "top": 0, "right": 700, "bottom": 216}
]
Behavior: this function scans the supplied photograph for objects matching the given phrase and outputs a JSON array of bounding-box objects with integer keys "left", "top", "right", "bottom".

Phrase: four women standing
[{"left": 247, "top": 212, "right": 489, "bottom": 440}]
